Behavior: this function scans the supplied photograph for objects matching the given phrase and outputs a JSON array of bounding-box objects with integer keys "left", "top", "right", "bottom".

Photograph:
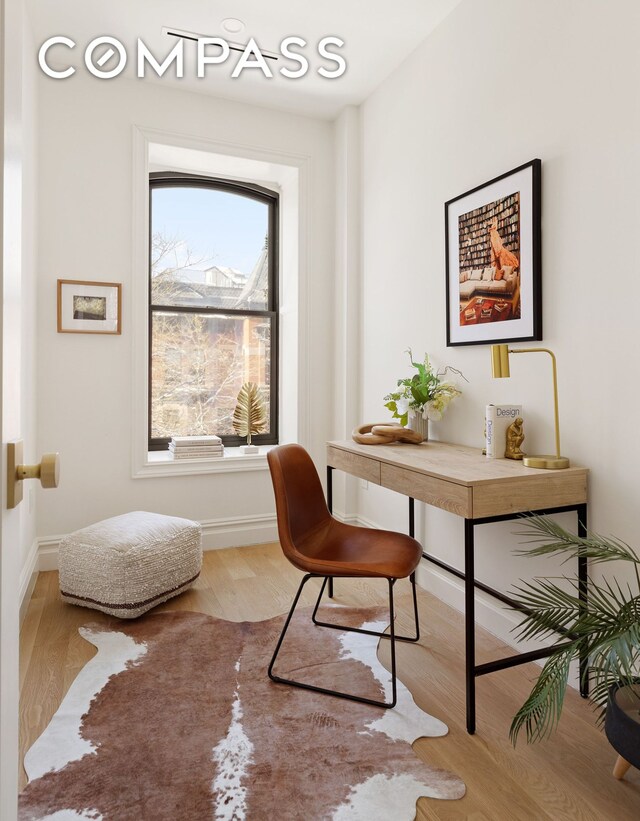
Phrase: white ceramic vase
[{"left": 408, "top": 411, "right": 429, "bottom": 441}]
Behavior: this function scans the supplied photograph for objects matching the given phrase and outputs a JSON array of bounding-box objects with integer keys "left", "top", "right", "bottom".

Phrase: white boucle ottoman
[{"left": 59, "top": 511, "right": 202, "bottom": 618}]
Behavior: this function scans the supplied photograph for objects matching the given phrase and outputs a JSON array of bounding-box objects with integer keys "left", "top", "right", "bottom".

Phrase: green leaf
[
  {"left": 515, "top": 515, "right": 640, "bottom": 565},
  {"left": 509, "top": 514, "right": 640, "bottom": 743},
  {"left": 510, "top": 649, "right": 573, "bottom": 745}
]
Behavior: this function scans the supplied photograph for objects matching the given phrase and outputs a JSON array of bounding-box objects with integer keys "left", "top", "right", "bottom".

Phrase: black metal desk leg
[
  {"left": 327, "top": 466, "right": 334, "bottom": 599},
  {"left": 577, "top": 503, "right": 589, "bottom": 698},
  {"left": 409, "top": 497, "right": 415, "bottom": 538},
  {"left": 465, "top": 518, "right": 476, "bottom": 734}
]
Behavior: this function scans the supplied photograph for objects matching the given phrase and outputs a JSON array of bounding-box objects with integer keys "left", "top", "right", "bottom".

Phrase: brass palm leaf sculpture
[{"left": 233, "top": 382, "right": 267, "bottom": 445}]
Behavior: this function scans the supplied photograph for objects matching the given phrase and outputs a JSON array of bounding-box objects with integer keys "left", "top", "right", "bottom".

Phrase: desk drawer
[
  {"left": 472, "top": 473, "right": 588, "bottom": 518},
  {"left": 381, "top": 464, "right": 472, "bottom": 517},
  {"left": 327, "top": 446, "right": 381, "bottom": 484}
]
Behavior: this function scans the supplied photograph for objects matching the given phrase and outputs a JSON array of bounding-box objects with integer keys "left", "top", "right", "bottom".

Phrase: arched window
[{"left": 149, "top": 173, "right": 278, "bottom": 449}]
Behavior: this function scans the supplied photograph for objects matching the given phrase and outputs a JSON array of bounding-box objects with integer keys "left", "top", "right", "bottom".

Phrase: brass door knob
[
  {"left": 16, "top": 453, "right": 60, "bottom": 489},
  {"left": 7, "top": 442, "right": 60, "bottom": 508}
]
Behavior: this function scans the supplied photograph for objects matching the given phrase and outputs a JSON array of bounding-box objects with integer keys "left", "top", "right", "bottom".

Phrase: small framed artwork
[
  {"left": 57, "top": 280, "right": 122, "bottom": 335},
  {"left": 445, "top": 159, "right": 541, "bottom": 347}
]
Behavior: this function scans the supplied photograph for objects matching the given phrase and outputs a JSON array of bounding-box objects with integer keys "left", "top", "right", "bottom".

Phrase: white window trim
[
  {"left": 139, "top": 446, "right": 277, "bottom": 477},
  {"left": 130, "top": 125, "right": 311, "bottom": 478}
]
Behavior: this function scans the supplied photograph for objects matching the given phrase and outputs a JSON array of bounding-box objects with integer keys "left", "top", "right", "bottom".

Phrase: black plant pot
[{"left": 605, "top": 683, "right": 640, "bottom": 778}]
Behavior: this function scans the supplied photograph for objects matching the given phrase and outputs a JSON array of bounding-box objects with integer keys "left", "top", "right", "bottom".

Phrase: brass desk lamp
[{"left": 490, "top": 344, "right": 570, "bottom": 470}]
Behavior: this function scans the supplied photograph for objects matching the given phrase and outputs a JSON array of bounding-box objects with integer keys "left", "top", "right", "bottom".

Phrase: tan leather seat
[
  {"left": 267, "top": 443, "right": 422, "bottom": 709},
  {"left": 268, "top": 443, "right": 422, "bottom": 579}
]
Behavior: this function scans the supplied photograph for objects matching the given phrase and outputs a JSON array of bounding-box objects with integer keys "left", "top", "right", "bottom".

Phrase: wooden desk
[{"left": 326, "top": 439, "right": 589, "bottom": 734}]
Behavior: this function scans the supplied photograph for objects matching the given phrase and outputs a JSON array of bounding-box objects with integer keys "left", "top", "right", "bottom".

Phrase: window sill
[{"left": 133, "top": 446, "right": 275, "bottom": 478}]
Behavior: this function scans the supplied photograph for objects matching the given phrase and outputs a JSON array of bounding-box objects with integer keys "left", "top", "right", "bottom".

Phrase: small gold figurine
[{"left": 505, "top": 417, "right": 525, "bottom": 460}]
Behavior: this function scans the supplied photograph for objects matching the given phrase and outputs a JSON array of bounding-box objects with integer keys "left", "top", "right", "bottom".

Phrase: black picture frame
[{"left": 445, "top": 159, "right": 541, "bottom": 347}]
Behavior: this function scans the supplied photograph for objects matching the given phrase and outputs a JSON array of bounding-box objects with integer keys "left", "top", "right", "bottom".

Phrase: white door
[{"left": 1, "top": 0, "right": 29, "bottom": 816}]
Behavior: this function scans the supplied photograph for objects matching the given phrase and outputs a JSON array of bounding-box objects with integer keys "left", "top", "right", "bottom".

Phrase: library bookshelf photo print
[
  {"left": 445, "top": 159, "right": 541, "bottom": 347},
  {"left": 57, "top": 279, "right": 122, "bottom": 335}
]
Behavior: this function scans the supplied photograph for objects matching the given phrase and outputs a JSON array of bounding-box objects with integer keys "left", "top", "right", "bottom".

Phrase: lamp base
[{"left": 523, "top": 454, "right": 570, "bottom": 470}]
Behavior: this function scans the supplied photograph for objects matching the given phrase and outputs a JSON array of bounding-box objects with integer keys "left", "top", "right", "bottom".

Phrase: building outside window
[{"left": 149, "top": 173, "right": 278, "bottom": 449}]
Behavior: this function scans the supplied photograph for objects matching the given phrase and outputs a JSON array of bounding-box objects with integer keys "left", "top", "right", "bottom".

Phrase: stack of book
[{"left": 169, "top": 435, "right": 224, "bottom": 460}]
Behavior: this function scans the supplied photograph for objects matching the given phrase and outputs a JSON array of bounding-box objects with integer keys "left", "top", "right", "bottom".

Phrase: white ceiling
[{"left": 27, "top": 0, "right": 463, "bottom": 119}]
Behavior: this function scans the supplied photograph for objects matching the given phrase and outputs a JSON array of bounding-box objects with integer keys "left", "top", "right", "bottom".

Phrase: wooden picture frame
[
  {"left": 445, "top": 159, "right": 541, "bottom": 347},
  {"left": 57, "top": 280, "right": 122, "bottom": 335}
]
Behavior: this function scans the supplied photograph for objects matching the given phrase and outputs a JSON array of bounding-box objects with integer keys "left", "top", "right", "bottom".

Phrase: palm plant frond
[
  {"left": 515, "top": 515, "right": 639, "bottom": 565},
  {"left": 509, "top": 516, "right": 640, "bottom": 745},
  {"left": 509, "top": 649, "right": 573, "bottom": 744},
  {"left": 510, "top": 577, "right": 582, "bottom": 641}
]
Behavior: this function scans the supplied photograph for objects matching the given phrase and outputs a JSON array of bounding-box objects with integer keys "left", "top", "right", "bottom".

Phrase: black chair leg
[
  {"left": 268, "top": 573, "right": 312, "bottom": 683},
  {"left": 409, "top": 571, "right": 421, "bottom": 642},
  {"left": 269, "top": 574, "right": 399, "bottom": 709},
  {"left": 312, "top": 573, "right": 420, "bottom": 643}
]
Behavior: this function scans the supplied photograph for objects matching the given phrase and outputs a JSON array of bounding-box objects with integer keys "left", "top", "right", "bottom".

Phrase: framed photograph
[
  {"left": 57, "top": 280, "right": 122, "bottom": 335},
  {"left": 445, "top": 159, "right": 541, "bottom": 346}
]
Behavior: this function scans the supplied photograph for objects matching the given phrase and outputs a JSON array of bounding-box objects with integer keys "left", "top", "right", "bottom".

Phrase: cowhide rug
[{"left": 19, "top": 606, "right": 465, "bottom": 820}]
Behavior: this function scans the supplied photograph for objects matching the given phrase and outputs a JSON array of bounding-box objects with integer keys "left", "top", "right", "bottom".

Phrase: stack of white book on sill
[{"left": 169, "top": 435, "right": 224, "bottom": 460}]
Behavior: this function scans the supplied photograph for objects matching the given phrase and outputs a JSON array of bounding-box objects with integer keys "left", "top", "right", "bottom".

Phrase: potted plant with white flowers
[{"left": 383, "top": 349, "right": 466, "bottom": 440}]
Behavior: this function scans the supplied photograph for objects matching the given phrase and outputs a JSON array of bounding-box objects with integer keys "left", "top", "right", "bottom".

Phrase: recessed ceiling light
[{"left": 221, "top": 18, "right": 245, "bottom": 35}]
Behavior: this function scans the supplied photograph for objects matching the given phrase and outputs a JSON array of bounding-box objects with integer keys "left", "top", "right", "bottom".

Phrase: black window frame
[{"left": 148, "top": 171, "right": 279, "bottom": 451}]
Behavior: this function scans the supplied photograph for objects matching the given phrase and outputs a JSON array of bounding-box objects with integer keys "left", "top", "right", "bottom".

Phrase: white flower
[{"left": 426, "top": 401, "right": 442, "bottom": 421}]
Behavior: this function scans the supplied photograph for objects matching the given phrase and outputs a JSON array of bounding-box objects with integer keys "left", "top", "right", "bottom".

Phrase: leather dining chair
[{"left": 267, "top": 443, "right": 423, "bottom": 709}]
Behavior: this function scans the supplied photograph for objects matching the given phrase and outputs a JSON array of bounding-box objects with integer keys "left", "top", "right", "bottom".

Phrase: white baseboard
[
  {"left": 19, "top": 539, "right": 40, "bottom": 622},
  {"left": 38, "top": 537, "right": 63, "bottom": 572},
  {"left": 200, "top": 513, "right": 277, "bottom": 549},
  {"left": 332, "top": 509, "right": 361, "bottom": 526},
  {"left": 34, "top": 513, "right": 279, "bottom": 573}
]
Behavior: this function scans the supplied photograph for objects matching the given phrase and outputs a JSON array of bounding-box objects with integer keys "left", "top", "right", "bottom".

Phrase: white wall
[
  {"left": 357, "top": 0, "right": 640, "bottom": 646},
  {"left": 31, "top": 1, "right": 640, "bottom": 637},
  {"left": 36, "top": 74, "right": 334, "bottom": 543}
]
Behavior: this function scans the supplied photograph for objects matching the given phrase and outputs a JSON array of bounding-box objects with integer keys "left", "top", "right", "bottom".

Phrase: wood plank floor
[{"left": 20, "top": 543, "right": 640, "bottom": 819}]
